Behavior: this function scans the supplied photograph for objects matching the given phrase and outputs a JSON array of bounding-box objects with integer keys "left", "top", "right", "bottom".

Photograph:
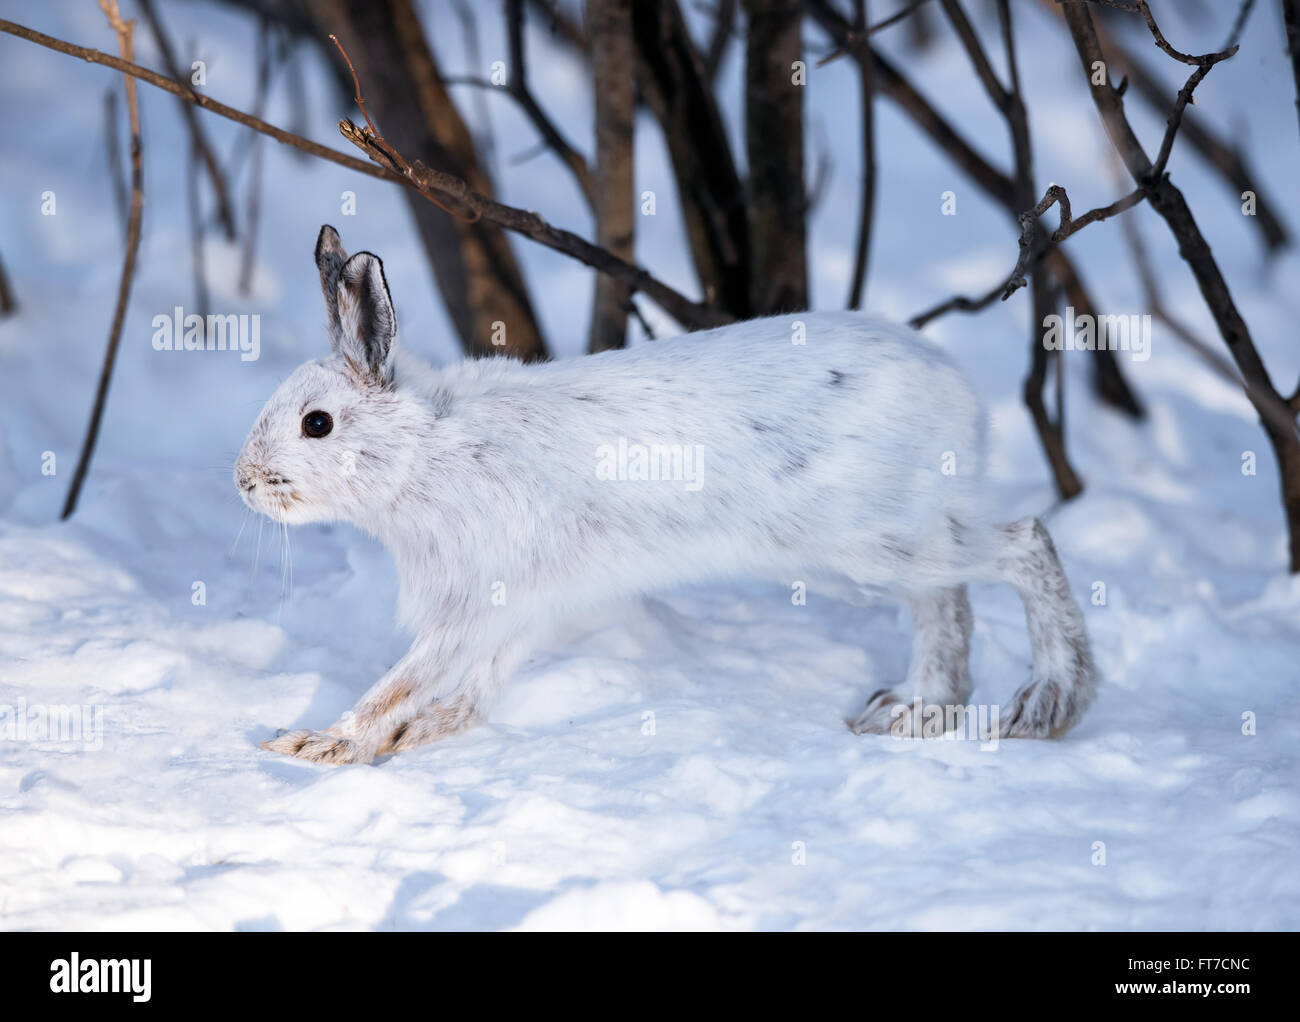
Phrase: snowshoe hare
[{"left": 235, "top": 225, "right": 1096, "bottom": 764}]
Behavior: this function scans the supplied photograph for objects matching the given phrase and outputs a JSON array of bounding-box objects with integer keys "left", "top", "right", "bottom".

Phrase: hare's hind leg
[
  {"left": 849, "top": 584, "right": 973, "bottom": 736},
  {"left": 992, "top": 517, "right": 1097, "bottom": 738}
]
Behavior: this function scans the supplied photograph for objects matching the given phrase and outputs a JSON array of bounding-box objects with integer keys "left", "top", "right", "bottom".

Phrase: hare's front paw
[
  {"left": 262, "top": 728, "right": 373, "bottom": 765},
  {"left": 848, "top": 689, "right": 969, "bottom": 738}
]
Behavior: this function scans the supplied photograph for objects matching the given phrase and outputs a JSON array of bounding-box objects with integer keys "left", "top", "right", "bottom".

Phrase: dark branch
[
  {"left": 504, "top": 0, "right": 595, "bottom": 206},
  {"left": 1001, "top": 184, "right": 1146, "bottom": 299},
  {"left": 846, "top": 0, "right": 876, "bottom": 309},
  {"left": 816, "top": 0, "right": 936, "bottom": 67},
  {"left": 63, "top": 1, "right": 145, "bottom": 521}
]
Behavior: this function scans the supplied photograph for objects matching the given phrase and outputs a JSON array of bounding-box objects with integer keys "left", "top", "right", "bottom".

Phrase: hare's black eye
[{"left": 302, "top": 410, "right": 333, "bottom": 438}]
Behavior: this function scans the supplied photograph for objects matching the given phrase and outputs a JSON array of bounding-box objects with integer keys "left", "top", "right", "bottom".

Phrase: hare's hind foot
[
  {"left": 849, "top": 584, "right": 973, "bottom": 738},
  {"left": 996, "top": 674, "right": 1090, "bottom": 739},
  {"left": 262, "top": 727, "right": 374, "bottom": 765},
  {"left": 990, "top": 518, "right": 1097, "bottom": 738}
]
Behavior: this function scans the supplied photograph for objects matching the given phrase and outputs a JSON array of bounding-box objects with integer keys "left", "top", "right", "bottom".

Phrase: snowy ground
[{"left": 1, "top": 1, "right": 1298, "bottom": 930}]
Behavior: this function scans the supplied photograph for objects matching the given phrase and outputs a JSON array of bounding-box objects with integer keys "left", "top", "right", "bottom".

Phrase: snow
[{"left": 1, "top": 0, "right": 1298, "bottom": 930}]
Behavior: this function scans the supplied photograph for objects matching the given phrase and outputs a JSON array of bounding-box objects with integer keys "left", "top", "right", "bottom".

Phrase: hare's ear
[
  {"left": 315, "top": 224, "right": 349, "bottom": 353},
  {"left": 336, "top": 251, "right": 397, "bottom": 387}
]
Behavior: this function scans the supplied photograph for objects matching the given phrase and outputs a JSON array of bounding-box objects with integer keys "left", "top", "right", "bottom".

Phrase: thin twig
[
  {"left": 137, "top": 0, "right": 236, "bottom": 239},
  {"left": 847, "top": 0, "right": 876, "bottom": 309},
  {"left": 238, "top": 23, "right": 273, "bottom": 297},
  {"left": 816, "top": 0, "right": 936, "bottom": 66},
  {"left": 1146, "top": 0, "right": 1246, "bottom": 182},
  {"left": 450, "top": 0, "right": 498, "bottom": 176},
  {"left": 1060, "top": 0, "right": 1300, "bottom": 569},
  {"left": 1134, "top": 0, "right": 1236, "bottom": 66},
  {"left": 1224, "top": 0, "right": 1256, "bottom": 50},
  {"left": 1119, "top": 211, "right": 1296, "bottom": 439},
  {"left": 102, "top": 89, "right": 128, "bottom": 237},
  {"left": 908, "top": 273, "right": 1013, "bottom": 330},
  {"left": 445, "top": 3, "right": 596, "bottom": 207},
  {"left": 1284, "top": 0, "right": 1300, "bottom": 142},
  {"left": 340, "top": 119, "right": 732, "bottom": 329},
  {"left": 186, "top": 135, "right": 209, "bottom": 313},
  {"left": 0, "top": 251, "right": 16, "bottom": 316},
  {"left": 328, "top": 32, "right": 479, "bottom": 222},
  {"left": 63, "top": 0, "right": 145, "bottom": 521},
  {"left": 1046, "top": 0, "right": 1288, "bottom": 252},
  {"left": 621, "top": 293, "right": 657, "bottom": 340},
  {"left": 527, "top": 0, "right": 588, "bottom": 50},
  {"left": 1001, "top": 184, "right": 1146, "bottom": 299},
  {"left": 505, "top": 0, "right": 595, "bottom": 205},
  {"left": 701, "top": 0, "right": 738, "bottom": 82}
]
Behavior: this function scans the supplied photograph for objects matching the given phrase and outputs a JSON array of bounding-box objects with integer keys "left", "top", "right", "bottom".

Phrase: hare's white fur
[{"left": 236, "top": 226, "right": 1097, "bottom": 764}]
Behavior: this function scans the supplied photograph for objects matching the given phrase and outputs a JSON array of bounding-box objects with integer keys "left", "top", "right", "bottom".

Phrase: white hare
[{"left": 235, "top": 225, "right": 1096, "bottom": 764}]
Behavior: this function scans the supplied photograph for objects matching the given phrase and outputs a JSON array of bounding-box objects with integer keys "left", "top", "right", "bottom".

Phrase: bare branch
[
  {"left": 1118, "top": 211, "right": 1295, "bottom": 439},
  {"left": 449, "top": 0, "right": 498, "bottom": 175},
  {"left": 102, "top": 88, "right": 128, "bottom": 237},
  {"left": 527, "top": 0, "right": 587, "bottom": 50},
  {"left": 1285, "top": 0, "right": 1300, "bottom": 141},
  {"left": 186, "top": 136, "right": 210, "bottom": 312},
  {"left": 238, "top": 24, "right": 273, "bottom": 298},
  {"left": 1042, "top": 248, "right": 1144, "bottom": 417},
  {"left": 1059, "top": 0, "right": 1300, "bottom": 569},
  {"left": 0, "top": 251, "right": 16, "bottom": 317},
  {"left": 63, "top": 0, "right": 145, "bottom": 521},
  {"left": 937, "top": 0, "right": 1009, "bottom": 109},
  {"left": 326, "top": 31, "right": 479, "bottom": 222},
  {"left": 908, "top": 274, "right": 1012, "bottom": 330},
  {"left": 1001, "top": 184, "right": 1145, "bottom": 299},
  {"left": 633, "top": 0, "right": 751, "bottom": 315},
  {"left": 505, "top": 0, "right": 595, "bottom": 206},
  {"left": 846, "top": 0, "right": 876, "bottom": 309},
  {"left": 1063, "top": 1, "right": 1289, "bottom": 251},
  {"left": 588, "top": 0, "right": 637, "bottom": 351},
  {"left": 1224, "top": 0, "right": 1257, "bottom": 50},
  {"left": 936, "top": 0, "right": 1083, "bottom": 497},
  {"left": 341, "top": 121, "right": 731, "bottom": 330},
  {"left": 1131, "top": 0, "right": 1238, "bottom": 66},
  {"left": 700, "top": 0, "right": 738, "bottom": 82},
  {"left": 137, "top": 0, "right": 236, "bottom": 239},
  {"left": 446, "top": 5, "right": 597, "bottom": 208},
  {"left": 743, "top": 0, "right": 808, "bottom": 313},
  {"left": 816, "top": 0, "right": 935, "bottom": 66},
  {"left": 805, "top": 0, "right": 1138, "bottom": 421}
]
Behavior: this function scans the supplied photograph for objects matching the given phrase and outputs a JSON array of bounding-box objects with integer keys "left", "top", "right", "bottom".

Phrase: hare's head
[{"left": 234, "top": 225, "right": 425, "bottom": 525}]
